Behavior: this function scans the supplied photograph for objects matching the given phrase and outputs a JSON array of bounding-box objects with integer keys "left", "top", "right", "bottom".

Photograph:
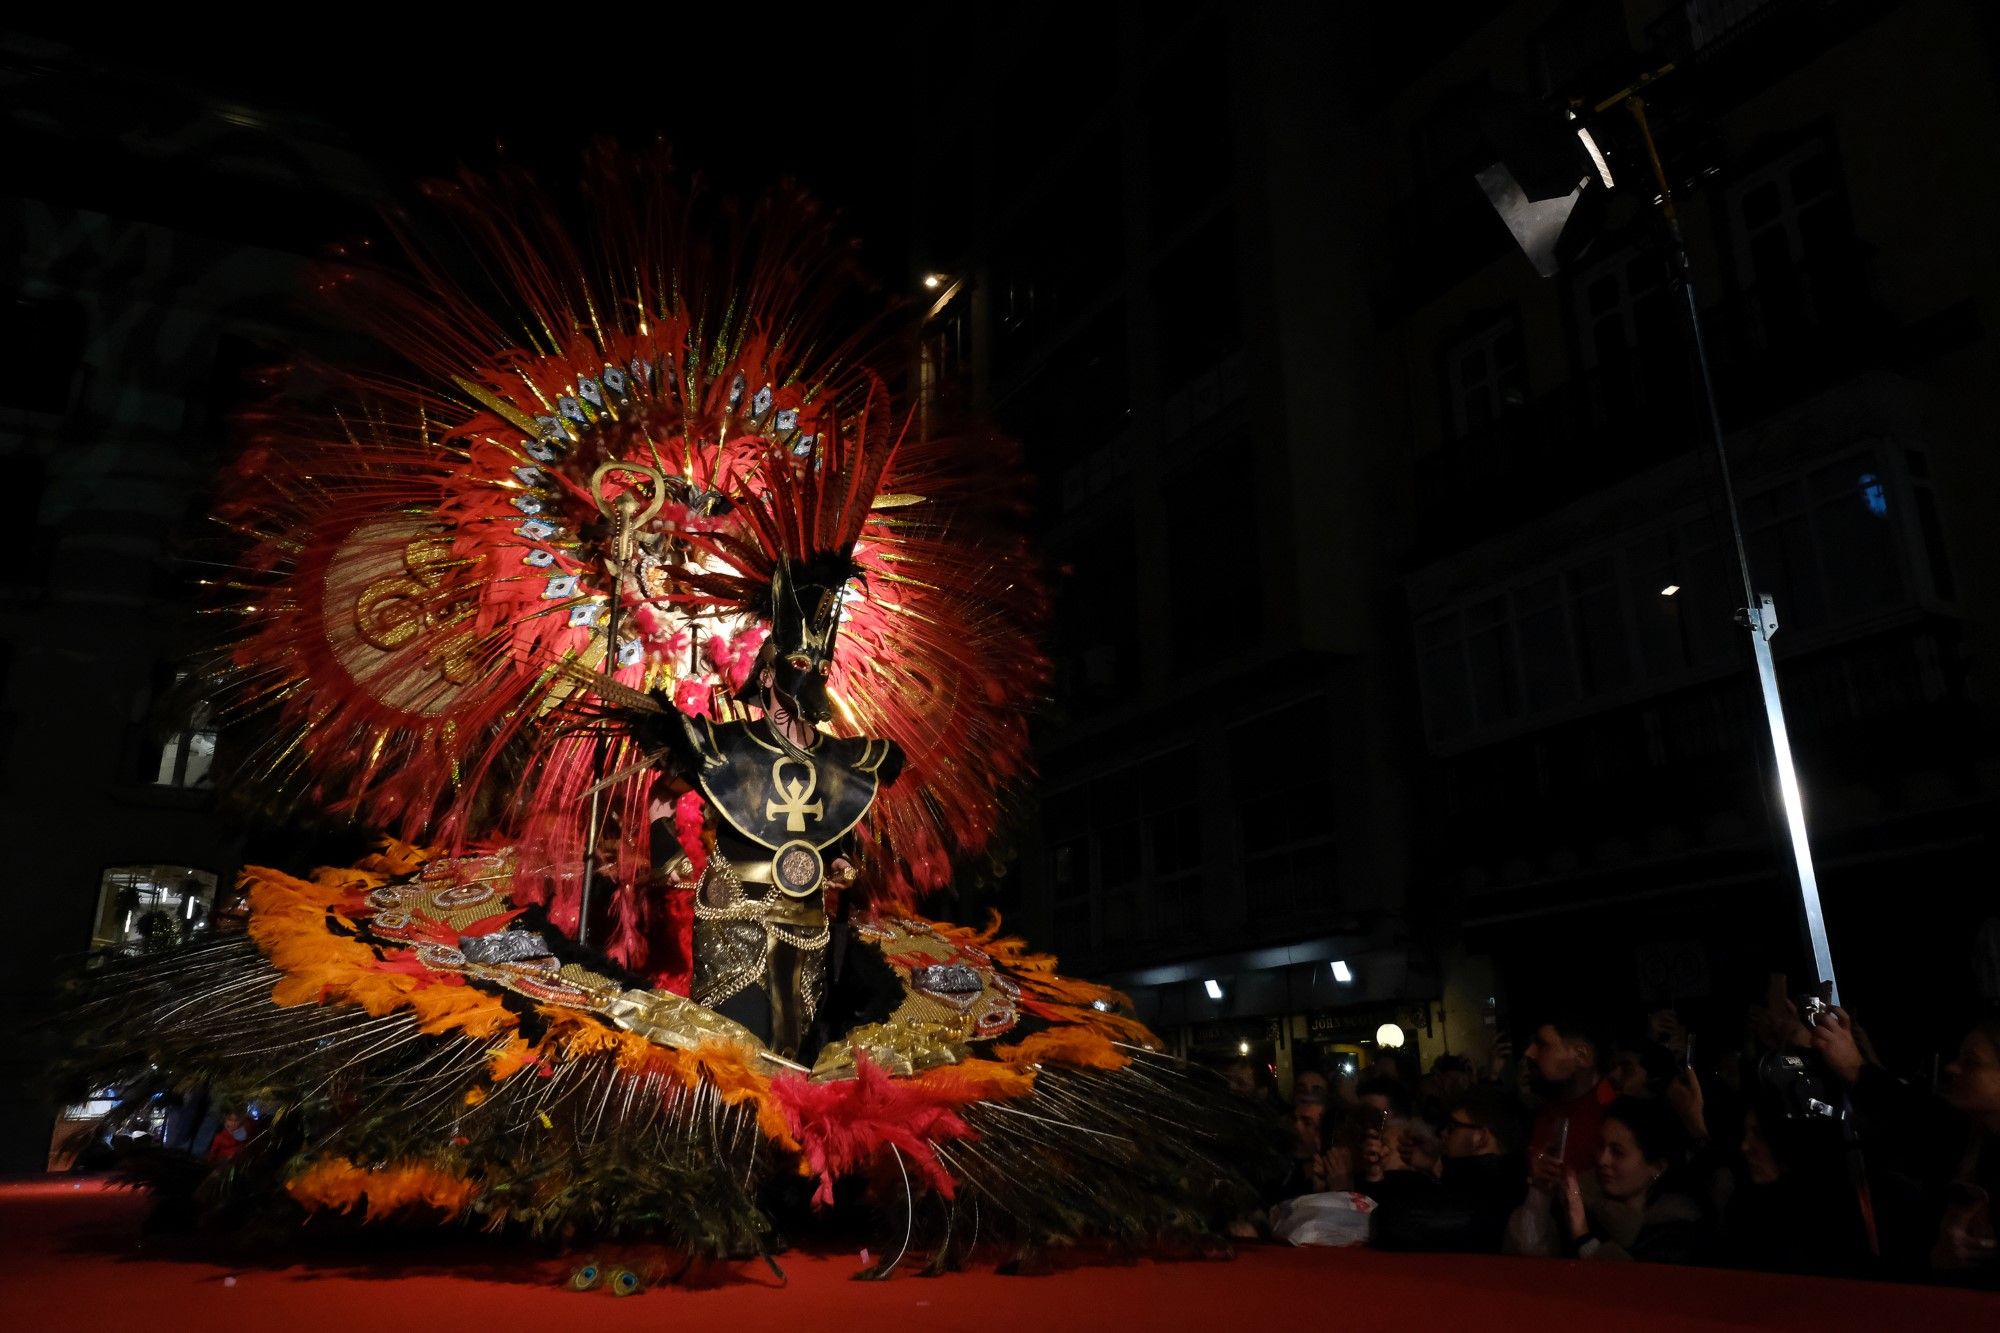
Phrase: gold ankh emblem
[{"left": 766, "top": 756, "right": 824, "bottom": 832}]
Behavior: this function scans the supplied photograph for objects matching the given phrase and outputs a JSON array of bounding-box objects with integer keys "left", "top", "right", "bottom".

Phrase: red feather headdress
[{"left": 212, "top": 147, "right": 1048, "bottom": 973}]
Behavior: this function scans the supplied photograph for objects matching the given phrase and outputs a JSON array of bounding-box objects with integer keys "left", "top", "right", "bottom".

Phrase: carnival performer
[{"left": 64, "top": 149, "right": 1278, "bottom": 1277}]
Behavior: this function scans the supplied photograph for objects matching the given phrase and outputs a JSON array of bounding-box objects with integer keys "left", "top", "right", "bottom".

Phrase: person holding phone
[
  {"left": 1507, "top": 1097, "right": 1712, "bottom": 1263},
  {"left": 1522, "top": 1015, "right": 1617, "bottom": 1181}
]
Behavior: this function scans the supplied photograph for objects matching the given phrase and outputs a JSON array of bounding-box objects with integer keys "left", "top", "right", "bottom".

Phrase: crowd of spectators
[{"left": 1232, "top": 980, "right": 2000, "bottom": 1286}]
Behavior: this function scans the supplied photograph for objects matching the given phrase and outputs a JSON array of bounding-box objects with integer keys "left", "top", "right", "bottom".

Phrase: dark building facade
[
  {"left": 1388, "top": 0, "right": 2000, "bottom": 1061},
  {"left": 918, "top": 0, "right": 2000, "bottom": 1084},
  {"left": 0, "top": 33, "right": 386, "bottom": 1169},
  {"left": 914, "top": 4, "right": 1437, "bottom": 1087}
]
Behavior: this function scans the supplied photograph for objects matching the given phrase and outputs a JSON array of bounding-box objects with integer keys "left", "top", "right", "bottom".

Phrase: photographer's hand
[{"left": 1812, "top": 1006, "right": 1866, "bottom": 1085}]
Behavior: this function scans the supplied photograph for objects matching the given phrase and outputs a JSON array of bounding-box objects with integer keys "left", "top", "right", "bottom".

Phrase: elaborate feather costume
[{"left": 68, "top": 152, "right": 1273, "bottom": 1269}]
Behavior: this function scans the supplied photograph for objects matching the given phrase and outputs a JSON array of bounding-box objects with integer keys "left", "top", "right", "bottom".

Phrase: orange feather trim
[{"left": 286, "top": 1156, "right": 479, "bottom": 1221}]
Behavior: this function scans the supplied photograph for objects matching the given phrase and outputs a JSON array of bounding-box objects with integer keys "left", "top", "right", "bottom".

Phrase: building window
[
  {"left": 152, "top": 679, "right": 217, "bottom": 789},
  {"left": 1413, "top": 448, "right": 1918, "bottom": 746},
  {"left": 1726, "top": 138, "right": 1852, "bottom": 345},
  {"left": 1151, "top": 209, "right": 1242, "bottom": 396},
  {"left": 1572, "top": 244, "right": 1682, "bottom": 424},
  {"left": 1228, "top": 698, "right": 1338, "bottom": 926},
  {"left": 91, "top": 865, "right": 218, "bottom": 951},
  {"left": 1044, "top": 745, "right": 1206, "bottom": 957},
  {"left": 1443, "top": 315, "right": 1527, "bottom": 439}
]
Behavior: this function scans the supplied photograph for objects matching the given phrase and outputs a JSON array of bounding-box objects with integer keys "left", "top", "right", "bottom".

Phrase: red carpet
[{"left": 0, "top": 1178, "right": 1992, "bottom": 1332}]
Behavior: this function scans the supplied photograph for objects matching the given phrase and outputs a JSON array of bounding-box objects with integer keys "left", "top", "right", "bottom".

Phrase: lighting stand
[{"left": 1608, "top": 82, "right": 1842, "bottom": 1004}]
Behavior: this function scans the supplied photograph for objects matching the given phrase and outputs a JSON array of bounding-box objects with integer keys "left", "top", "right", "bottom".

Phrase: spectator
[
  {"left": 1932, "top": 1016, "right": 2000, "bottom": 1282},
  {"left": 1283, "top": 1067, "right": 1334, "bottom": 1191},
  {"left": 1372, "top": 1085, "right": 1527, "bottom": 1253},
  {"left": 1508, "top": 1096, "right": 1711, "bottom": 1263},
  {"left": 1356, "top": 1075, "right": 1413, "bottom": 1120},
  {"left": 1522, "top": 1016, "right": 1616, "bottom": 1179},
  {"left": 1722, "top": 1089, "right": 1874, "bottom": 1276},
  {"left": 1607, "top": 1034, "right": 1677, "bottom": 1099},
  {"left": 1420, "top": 1054, "right": 1475, "bottom": 1124},
  {"left": 206, "top": 1110, "right": 252, "bottom": 1164}
]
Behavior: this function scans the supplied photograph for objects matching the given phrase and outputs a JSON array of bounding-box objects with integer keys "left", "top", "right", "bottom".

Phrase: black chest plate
[{"left": 692, "top": 719, "right": 892, "bottom": 852}]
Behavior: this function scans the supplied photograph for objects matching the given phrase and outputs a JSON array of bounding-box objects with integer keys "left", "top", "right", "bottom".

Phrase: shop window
[{"left": 92, "top": 865, "right": 218, "bottom": 951}]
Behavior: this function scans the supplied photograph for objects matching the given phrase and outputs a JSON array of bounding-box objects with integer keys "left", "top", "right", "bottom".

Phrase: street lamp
[{"left": 1476, "top": 67, "right": 1842, "bottom": 1003}]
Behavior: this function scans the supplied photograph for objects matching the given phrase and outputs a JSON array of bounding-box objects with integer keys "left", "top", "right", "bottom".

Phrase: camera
[{"left": 1756, "top": 1048, "right": 1841, "bottom": 1122}]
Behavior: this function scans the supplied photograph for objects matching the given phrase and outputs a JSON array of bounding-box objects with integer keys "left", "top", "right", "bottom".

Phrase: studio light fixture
[
  {"left": 1237, "top": 1040, "right": 1250, "bottom": 1056},
  {"left": 922, "top": 273, "right": 942, "bottom": 290},
  {"left": 1203, "top": 978, "right": 1224, "bottom": 1001},
  {"left": 1375, "top": 1023, "right": 1406, "bottom": 1050},
  {"left": 1474, "top": 102, "right": 1613, "bottom": 278},
  {"left": 1330, "top": 959, "right": 1354, "bottom": 983},
  {"left": 1661, "top": 584, "right": 1681, "bottom": 596}
]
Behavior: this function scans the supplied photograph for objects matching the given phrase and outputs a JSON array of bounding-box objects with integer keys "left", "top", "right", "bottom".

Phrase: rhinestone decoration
[
  {"left": 458, "top": 929, "right": 554, "bottom": 965},
  {"left": 512, "top": 495, "right": 545, "bottom": 515},
  {"left": 524, "top": 439, "right": 559, "bottom": 463},
  {"left": 792, "top": 435, "right": 816, "bottom": 457},
  {"left": 775, "top": 408, "right": 799, "bottom": 431},
  {"left": 577, "top": 377, "right": 603, "bottom": 407},
  {"left": 517, "top": 518, "right": 558, "bottom": 540},
  {"left": 432, "top": 881, "right": 497, "bottom": 910},
  {"left": 534, "top": 415, "right": 568, "bottom": 441},
  {"left": 728, "top": 373, "right": 746, "bottom": 408},
  {"left": 752, "top": 384, "right": 773, "bottom": 416},
  {"left": 557, "top": 396, "right": 587, "bottom": 424},
  {"left": 523, "top": 549, "right": 556, "bottom": 568},
  {"left": 513, "top": 465, "right": 546, "bottom": 486},
  {"left": 543, "top": 574, "right": 580, "bottom": 600},
  {"left": 912, "top": 963, "right": 983, "bottom": 995},
  {"left": 366, "top": 887, "right": 405, "bottom": 911},
  {"left": 602, "top": 366, "right": 627, "bottom": 396},
  {"left": 568, "top": 601, "right": 605, "bottom": 627},
  {"left": 616, "top": 637, "right": 644, "bottom": 667},
  {"left": 417, "top": 942, "right": 469, "bottom": 970}
]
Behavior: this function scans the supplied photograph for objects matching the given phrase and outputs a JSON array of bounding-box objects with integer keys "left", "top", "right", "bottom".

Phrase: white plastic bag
[{"left": 1269, "top": 1191, "right": 1377, "bottom": 1247}]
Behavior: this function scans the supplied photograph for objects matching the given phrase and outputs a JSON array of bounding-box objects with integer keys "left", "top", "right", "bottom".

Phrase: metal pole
[
  {"left": 577, "top": 491, "right": 637, "bottom": 950},
  {"left": 1626, "top": 96, "right": 1841, "bottom": 1003}
]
